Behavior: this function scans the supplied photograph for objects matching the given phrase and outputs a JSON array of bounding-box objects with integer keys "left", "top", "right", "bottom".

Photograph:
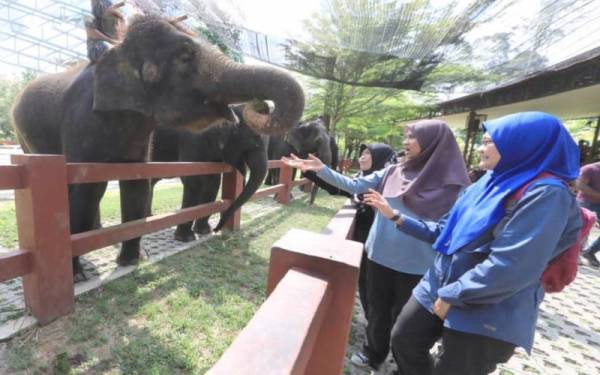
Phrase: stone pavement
[
  {"left": 344, "top": 251, "right": 600, "bottom": 375},
  {"left": 0, "top": 193, "right": 288, "bottom": 341}
]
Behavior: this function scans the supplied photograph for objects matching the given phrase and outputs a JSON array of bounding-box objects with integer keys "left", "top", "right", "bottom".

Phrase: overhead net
[
  {"left": 3, "top": 0, "right": 600, "bottom": 96},
  {"left": 133, "top": 0, "right": 600, "bottom": 95}
]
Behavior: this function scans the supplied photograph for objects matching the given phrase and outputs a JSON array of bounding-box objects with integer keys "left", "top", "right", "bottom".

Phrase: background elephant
[
  {"left": 265, "top": 118, "right": 338, "bottom": 203},
  {"left": 11, "top": 15, "right": 304, "bottom": 277},
  {"left": 151, "top": 104, "right": 267, "bottom": 241}
]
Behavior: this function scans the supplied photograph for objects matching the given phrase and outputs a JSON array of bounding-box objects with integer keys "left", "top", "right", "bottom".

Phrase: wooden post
[
  {"left": 268, "top": 229, "right": 363, "bottom": 375},
  {"left": 275, "top": 164, "right": 293, "bottom": 204},
  {"left": 221, "top": 169, "right": 243, "bottom": 231},
  {"left": 588, "top": 116, "right": 600, "bottom": 163},
  {"left": 12, "top": 154, "right": 74, "bottom": 324},
  {"left": 462, "top": 111, "right": 474, "bottom": 161}
]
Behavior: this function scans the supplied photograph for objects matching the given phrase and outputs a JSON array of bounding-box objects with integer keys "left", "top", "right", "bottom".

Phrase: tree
[{"left": 0, "top": 71, "right": 37, "bottom": 142}]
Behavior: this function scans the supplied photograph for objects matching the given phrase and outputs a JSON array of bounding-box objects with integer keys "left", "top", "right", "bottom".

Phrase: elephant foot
[
  {"left": 192, "top": 222, "right": 212, "bottom": 236},
  {"left": 174, "top": 228, "right": 196, "bottom": 242},
  {"left": 72, "top": 257, "right": 88, "bottom": 282},
  {"left": 116, "top": 248, "right": 141, "bottom": 266}
]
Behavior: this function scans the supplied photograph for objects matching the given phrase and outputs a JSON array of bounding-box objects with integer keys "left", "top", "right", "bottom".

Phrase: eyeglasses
[{"left": 480, "top": 139, "right": 495, "bottom": 146}]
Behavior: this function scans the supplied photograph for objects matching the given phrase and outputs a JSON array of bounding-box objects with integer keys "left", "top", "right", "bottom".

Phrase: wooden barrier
[
  {"left": 209, "top": 268, "right": 331, "bottom": 375},
  {"left": 0, "top": 155, "right": 312, "bottom": 324},
  {"left": 211, "top": 203, "right": 361, "bottom": 375},
  {"left": 13, "top": 154, "right": 74, "bottom": 324}
]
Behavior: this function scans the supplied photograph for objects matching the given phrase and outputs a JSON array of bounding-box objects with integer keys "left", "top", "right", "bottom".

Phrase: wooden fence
[
  {"left": 210, "top": 203, "right": 362, "bottom": 375},
  {"left": 0, "top": 154, "right": 310, "bottom": 324}
]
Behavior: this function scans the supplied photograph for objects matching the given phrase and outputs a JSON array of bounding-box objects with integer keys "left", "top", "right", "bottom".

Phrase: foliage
[
  {"left": 197, "top": 26, "right": 243, "bottom": 62},
  {"left": 292, "top": 0, "right": 496, "bottom": 158},
  {"left": 0, "top": 71, "right": 37, "bottom": 142}
]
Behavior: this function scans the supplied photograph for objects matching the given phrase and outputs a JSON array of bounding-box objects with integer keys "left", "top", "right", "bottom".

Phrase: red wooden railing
[
  {"left": 0, "top": 154, "right": 311, "bottom": 324},
  {"left": 210, "top": 203, "right": 362, "bottom": 375}
]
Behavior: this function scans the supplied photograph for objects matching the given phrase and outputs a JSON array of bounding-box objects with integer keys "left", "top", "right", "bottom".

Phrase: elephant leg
[
  {"left": 93, "top": 210, "right": 102, "bottom": 230},
  {"left": 173, "top": 176, "right": 201, "bottom": 242},
  {"left": 148, "top": 178, "right": 160, "bottom": 217},
  {"left": 309, "top": 185, "right": 319, "bottom": 205},
  {"left": 266, "top": 169, "right": 278, "bottom": 185},
  {"left": 69, "top": 182, "right": 108, "bottom": 279},
  {"left": 191, "top": 174, "right": 221, "bottom": 235},
  {"left": 117, "top": 179, "right": 150, "bottom": 265}
]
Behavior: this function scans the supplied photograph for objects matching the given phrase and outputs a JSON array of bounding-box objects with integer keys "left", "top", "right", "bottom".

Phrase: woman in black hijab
[{"left": 306, "top": 143, "right": 397, "bottom": 317}]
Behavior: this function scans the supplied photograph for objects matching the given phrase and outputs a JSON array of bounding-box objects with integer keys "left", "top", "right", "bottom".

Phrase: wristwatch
[{"left": 389, "top": 210, "right": 401, "bottom": 222}]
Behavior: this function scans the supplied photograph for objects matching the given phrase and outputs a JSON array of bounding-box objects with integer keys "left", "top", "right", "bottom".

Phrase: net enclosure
[
  {"left": 2, "top": 0, "right": 600, "bottom": 97},
  {"left": 137, "top": 0, "right": 600, "bottom": 96}
]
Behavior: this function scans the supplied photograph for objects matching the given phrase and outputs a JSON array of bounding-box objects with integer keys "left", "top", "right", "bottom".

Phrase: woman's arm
[
  {"left": 316, "top": 166, "right": 385, "bottom": 195},
  {"left": 363, "top": 189, "right": 446, "bottom": 243},
  {"left": 437, "top": 185, "right": 574, "bottom": 307},
  {"left": 281, "top": 154, "right": 385, "bottom": 194},
  {"left": 302, "top": 171, "right": 352, "bottom": 198}
]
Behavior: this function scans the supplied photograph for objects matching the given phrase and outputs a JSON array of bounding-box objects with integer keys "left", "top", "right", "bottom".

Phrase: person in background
[
  {"left": 306, "top": 143, "right": 397, "bottom": 318},
  {"left": 364, "top": 112, "right": 582, "bottom": 375},
  {"left": 85, "top": 0, "right": 126, "bottom": 63},
  {"left": 577, "top": 160, "right": 600, "bottom": 267},
  {"left": 283, "top": 120, "right": 470, "bottom": 373}
]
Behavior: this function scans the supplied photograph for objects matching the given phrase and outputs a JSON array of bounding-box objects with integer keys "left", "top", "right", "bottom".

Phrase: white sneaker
[{"left": 350, "top": 351, "right": 370, "bottom": 368}]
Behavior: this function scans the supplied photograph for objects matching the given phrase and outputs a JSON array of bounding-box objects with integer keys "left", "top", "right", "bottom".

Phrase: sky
[{"left": 2, "top": 0, "right": 600, "bottom": 87}]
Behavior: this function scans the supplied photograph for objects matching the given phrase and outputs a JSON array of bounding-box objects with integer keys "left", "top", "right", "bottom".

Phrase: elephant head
[
  {"left": 92, "top": 15, "right": 304, "bottom": 135},
  {"left": 287, "top": 117, "right": 332, "bottom": 166},
  {"left": 214, "top": 104, "right": 268, "bottom": 231}
]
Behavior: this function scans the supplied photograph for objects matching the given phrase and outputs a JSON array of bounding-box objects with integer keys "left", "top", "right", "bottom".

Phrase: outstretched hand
[
  {"left": 281, "top": 154, "right": 325, "bottom": 172},
  {"left": 363, "top": 189, "right": 395, "bottom": 220}
]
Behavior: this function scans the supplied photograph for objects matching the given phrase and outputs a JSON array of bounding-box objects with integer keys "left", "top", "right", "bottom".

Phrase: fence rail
[
  {"left": 210, "top": 203, "right": 362, "bottom": 375},
  {"left": 0, "top": 154, "right": 311, "bottom": 324}
]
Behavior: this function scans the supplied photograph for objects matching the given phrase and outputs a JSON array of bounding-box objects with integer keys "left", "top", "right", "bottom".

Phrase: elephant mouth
[
  {"left": 176, "top": 104, "right": 236, "bottom": 132},
  {"left": 178, "top": 117, "right": 227, "bottom": 132}
]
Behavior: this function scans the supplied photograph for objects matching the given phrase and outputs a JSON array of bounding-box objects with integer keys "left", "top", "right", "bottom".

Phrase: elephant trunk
[
  {"left": 218, "top": 65, "right": 305, "bottom": 136},
  {"left": 214, "top": 143, "right": 268, "bottom": 231}
]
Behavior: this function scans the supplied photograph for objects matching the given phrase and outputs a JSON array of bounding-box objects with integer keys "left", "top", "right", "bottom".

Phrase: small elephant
[
  {"left": 151, "top": 105, "right": 267, "bottom": 241},
  {"left": 11, "top": 15, "right": 304, "bottom": 277},
  {"left": 266, "top": 118, "right": 338, "bottom": 203}
]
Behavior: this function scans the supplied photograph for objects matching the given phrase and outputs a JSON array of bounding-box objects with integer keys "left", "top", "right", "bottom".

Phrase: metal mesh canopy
[
  {"left": 0, "top": 0, "right": 89, "bottom": 73},
  {"left": 150, "top": 0, "right": 600, "bottom": 95},
  {"left": 2, "top": 0, "right": 600, "bottom": 96}
]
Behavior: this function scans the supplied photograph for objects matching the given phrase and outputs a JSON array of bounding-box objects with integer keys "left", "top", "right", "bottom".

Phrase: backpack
[{"left": 507, "top": 173, "right": 596, "bottom": 293}]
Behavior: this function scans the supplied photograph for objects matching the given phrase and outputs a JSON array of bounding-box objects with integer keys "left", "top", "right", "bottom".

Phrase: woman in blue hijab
[{"left": 364, "top": 112, "right": 582, "bottom": 375}]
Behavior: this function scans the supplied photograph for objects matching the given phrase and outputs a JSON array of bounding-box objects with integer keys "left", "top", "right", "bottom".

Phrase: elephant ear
[{"left": 92, "top": 48, "right": 152, "bottom": 116}]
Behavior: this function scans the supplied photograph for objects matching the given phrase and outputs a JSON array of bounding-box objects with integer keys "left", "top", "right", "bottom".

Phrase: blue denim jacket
[
  {"left": 399, "top": 182, "right": 582, "bottom": 352},
  {"left": 317, "top": 166, "right": 436, "bottom": 274}
]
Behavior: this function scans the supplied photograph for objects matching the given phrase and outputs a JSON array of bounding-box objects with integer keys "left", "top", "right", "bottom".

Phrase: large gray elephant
[
  {"left": 151, "top": 104, "right": 267, "bottom": 241},
  {"left": 265, "top": 118, "right": 338, "bottom": 203},
  {"left": 11, "top": 15, "right": 304, "bottom": 276}
]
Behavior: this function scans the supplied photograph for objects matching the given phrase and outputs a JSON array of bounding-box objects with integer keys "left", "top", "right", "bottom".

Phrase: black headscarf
[{"left": 358, "top": 143, "right": 397, "bottom": 176}]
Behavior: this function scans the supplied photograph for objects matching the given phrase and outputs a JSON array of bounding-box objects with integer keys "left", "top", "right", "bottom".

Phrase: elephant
[
  {"left": 150, "top": 104, "right": 267, "bottom": 241},
  {"left": 265, "top": 118, "right": 338, "bottom": 203},
  {"left": 11, "top": 15, "right": 304, "bottom": 277}
]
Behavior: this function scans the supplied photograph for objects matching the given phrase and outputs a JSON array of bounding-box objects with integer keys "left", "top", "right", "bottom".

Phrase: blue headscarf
[{"left": 433, "top": 112, "right": 579, "bottom": 255}]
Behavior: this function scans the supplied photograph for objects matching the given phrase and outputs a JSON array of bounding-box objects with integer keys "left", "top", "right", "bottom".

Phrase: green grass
[
  {"left": 1, "top": 193, "right": 347, "bottom": 374},
  {"left": 0, "top": 184, "right": 185, "bottom": 249}
]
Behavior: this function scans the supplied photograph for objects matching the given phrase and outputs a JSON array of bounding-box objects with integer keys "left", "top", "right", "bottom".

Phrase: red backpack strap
[{"left": 507, "top": 172, "right": 561, "bottom": 205}]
